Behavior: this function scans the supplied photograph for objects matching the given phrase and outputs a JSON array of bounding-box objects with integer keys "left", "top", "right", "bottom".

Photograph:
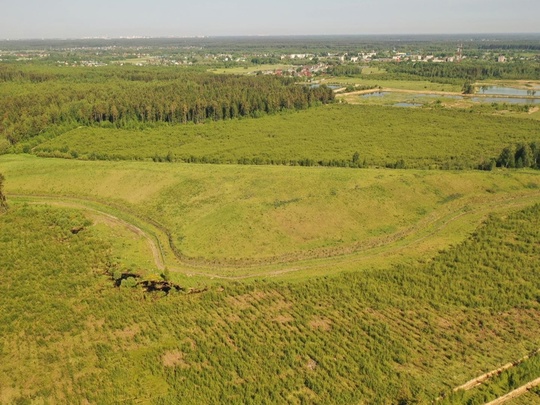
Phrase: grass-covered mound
[{"left": 2, "top": 155, "right": 540, "bottom": 271}]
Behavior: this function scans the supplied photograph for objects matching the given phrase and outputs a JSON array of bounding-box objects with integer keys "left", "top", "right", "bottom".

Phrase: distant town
[{"left": 1, "top": 36, "right": 536, "bottom": 74}]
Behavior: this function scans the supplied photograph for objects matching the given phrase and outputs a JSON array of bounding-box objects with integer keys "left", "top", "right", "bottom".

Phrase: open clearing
[
  {"left": 4, "top": 154, "right": 540, "bottom": 279},
  {"left": 25, "top": 198, "right": 166, "bottom": 271},
  {"left": 209, "top": 64, "right": 294, "bottom": 75}
]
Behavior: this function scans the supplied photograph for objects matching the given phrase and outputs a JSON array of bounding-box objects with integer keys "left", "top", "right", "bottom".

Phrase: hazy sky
[{"left": 2, "top": 0, "right": 539, "bottom": 39}]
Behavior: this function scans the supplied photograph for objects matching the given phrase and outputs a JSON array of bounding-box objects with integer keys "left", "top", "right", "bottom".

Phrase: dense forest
[
  {"left": 0, "top": 65, "right": 334, "bottom": 145},
  {"left": 381, "top": 60, "right": 540, "bottom": 81}
]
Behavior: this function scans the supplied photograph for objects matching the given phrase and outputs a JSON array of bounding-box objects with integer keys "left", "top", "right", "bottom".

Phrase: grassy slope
[
  {"left": 34, "top": 104, "right": 540, "bottom": 169},
  {"left": 2, "top": 155, "right": 540, "bottom": 272},
  {"left": 1, "top": 203, "right": 539, "bottom": 404}
]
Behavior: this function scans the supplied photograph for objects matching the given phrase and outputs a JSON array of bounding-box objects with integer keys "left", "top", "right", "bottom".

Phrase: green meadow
[
  {"left": 2, "top": 154, "right": 540, "bottom": 279},
  {"left": 210, "top": 64, "right": 293, "bottom": 75}
]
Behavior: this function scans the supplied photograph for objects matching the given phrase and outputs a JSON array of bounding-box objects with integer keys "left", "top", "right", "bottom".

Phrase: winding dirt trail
[{"left": 12, "top": 191, "right": 540, "bottom": 280}]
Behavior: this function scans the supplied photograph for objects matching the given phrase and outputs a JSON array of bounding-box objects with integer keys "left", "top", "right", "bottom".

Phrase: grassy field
[
  {"left": 361, "top": 66, "right": 386, "bottom": 75},
  {"left": 2, "top": 154, "right": 540, "bottom": 279},
  {"left": 1, "top": 201, "right": 539, "bottom": 404},
  {"left": 33, "top": 104, "right": 540, "bottom": 169},
  {"left": 475, "top": 79, "right": 540, "bottom": 90},
  {"left": 339, "top": 90, "right": 464, "bottom": 107}
]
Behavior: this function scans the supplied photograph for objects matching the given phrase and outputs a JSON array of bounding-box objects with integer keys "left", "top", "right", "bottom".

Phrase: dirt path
[
  {"left": 454, "top": 362, "right": 516, "bottom": 392},
  {"left": 454, "top": 349, "right": 540, "bottom": 392},
  {"left": 484, "top": 377, "right": 540, "bottom": 404},
  {"left": 12, "top": 191, "right": 540, "bottom": 280}
]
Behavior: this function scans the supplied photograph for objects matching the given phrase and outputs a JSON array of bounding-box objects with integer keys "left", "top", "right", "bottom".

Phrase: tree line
[
  {"left": 326, "top": 65, "right": 363, "bottom": 76},
  {"left": 381, "top": 60, "right": 540, "bottom": 81},
  {"left": 495, "top": 141, "right": 540, "bottom": 169},
  {"left": 0, "top": 65, "right": 334, "bottom": 145}
]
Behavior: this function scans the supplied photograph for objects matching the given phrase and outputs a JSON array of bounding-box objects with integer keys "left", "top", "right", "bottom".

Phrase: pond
[
  {"left": 359, "top": 91, "right": 390, "bottom": 97},
  {"left": 358, "top": 90, "right": 540, "bottom": 106},
  {"left": 477, "top": 86, "right": 539, "bottom": 97}
]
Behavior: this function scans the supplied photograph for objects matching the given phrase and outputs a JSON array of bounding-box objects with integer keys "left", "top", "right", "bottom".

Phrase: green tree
[
  {"left": 530, "top": 141, "right": 540, "bottom": 168},
  {"left": 497, "top": 145, "right": 516, "bottom": 168},
  {"left": 0, "top": 173, "right": 7, "bottom": 212},
  {"left": 352, "top": 151, "right": 360, "bottom": 166},
  {"left": 461, "top": 81, "right": 474, "bottom": 94},
  {"left": 515, "top": 142, "right": 533, "bottom": 168}
]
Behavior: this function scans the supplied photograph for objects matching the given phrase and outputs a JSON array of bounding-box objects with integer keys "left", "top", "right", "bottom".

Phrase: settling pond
[
  {"left": 359, "top": 87, "right": 540, "bottom": 106},
  {"left": 477, "top": 86, "right": 539, "bottom": 97}
]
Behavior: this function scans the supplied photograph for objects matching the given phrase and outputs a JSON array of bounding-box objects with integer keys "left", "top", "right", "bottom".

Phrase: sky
[{"left": 1, "top": 0, "right": 539, "bottom": 39}]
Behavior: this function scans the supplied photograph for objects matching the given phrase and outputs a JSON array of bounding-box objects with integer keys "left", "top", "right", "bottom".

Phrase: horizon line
[{"left": 2, "top": 32, "right": 540, "bottom": 41}]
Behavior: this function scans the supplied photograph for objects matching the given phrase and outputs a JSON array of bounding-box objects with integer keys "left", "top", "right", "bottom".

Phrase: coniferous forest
[{"left": 0, "top": 65, "right": 333, "bottom": 144}]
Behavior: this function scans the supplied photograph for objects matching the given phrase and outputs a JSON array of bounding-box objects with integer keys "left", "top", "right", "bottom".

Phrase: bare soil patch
[
  {"left": 306, "top": 357, "right": 318, "bottom": 371},
  {"left": 162, "top": 351, "right": 188, "bottom": 368},
  {"left": 274, "top": 314, "right": 294, "bottom": 324},
  {"left": 309, "top": 317, "right": 332, "bottom": 331},
  {"left": 114, "top": 325, "right": 140, "bottom": 339}
]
